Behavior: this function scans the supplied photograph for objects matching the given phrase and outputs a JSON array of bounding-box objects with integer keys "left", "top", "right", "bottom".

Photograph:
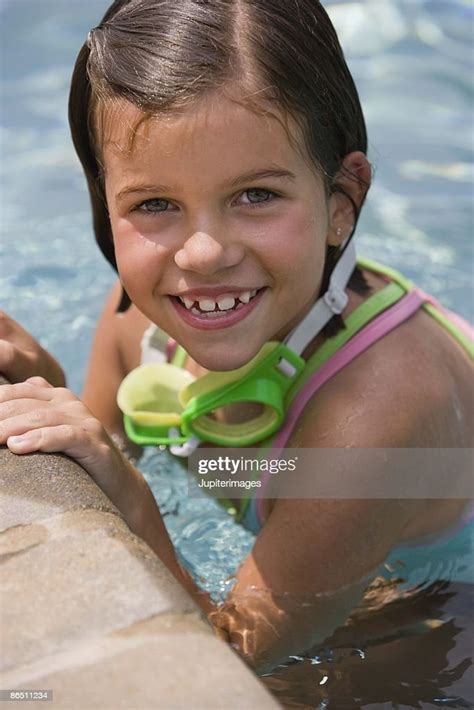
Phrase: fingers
[
  {"left": 0, "top": 384, "right": 89, "bottom": 449},
  {"left": 7, "top": 424, "right": 90, "bottom": 456},
  {"left": 0, "top": 383, "right": 59, "bottom": 431},
  {"left": 0, "top": 382, "right": 116, "bottom": 485},
  {"left": 0, "top": 384, "right": 109, "bottom": 461},
  {"left": 0, "top": 399, "right": 52, "bottom": 427},
  {"left": 0, "top": 381, "right": 56, "bottom": 405},
  {"left": 6, "top": 420, "right": 114, "bottom": 490},
  {"left": 0, "top": 340, "right": 35, "bottom": 383},
  {"left": 0, "top": 377, "right": 138, "bottom": 517},
  {"left": 25, "top": 376, "right": 54, "bottom": 389},
  {"left": 0, "top": 311, "right": 66, "bottom": 387},
  {"left": 2, "top": 406, "right": 110, "bottom": 474},
  {"left": 0, "top": 406, "right": 78, "bottom": 443},
  {"left": 6, "top": 424, "right": 112, "bottom": 477},
  {"left": 0, "top": 310, "right": 29, "bottom": 338}
]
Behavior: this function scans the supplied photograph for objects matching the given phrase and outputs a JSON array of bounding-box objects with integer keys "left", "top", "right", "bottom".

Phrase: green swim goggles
[
  {"left": 117, "top": 239, "right": 356, "bottom": 453},
  {"left": 117, "top": 340, "right": 304, "bottom": 450}
]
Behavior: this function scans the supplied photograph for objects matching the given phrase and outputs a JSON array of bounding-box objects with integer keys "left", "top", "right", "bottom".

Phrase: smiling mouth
[{"left": 171, "top": 288, "right": 264, "bottom": 318}]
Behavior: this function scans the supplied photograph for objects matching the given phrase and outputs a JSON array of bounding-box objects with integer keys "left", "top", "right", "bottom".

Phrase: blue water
[{"left": 1, "top": 1, "right": 473, "bottom": 707}]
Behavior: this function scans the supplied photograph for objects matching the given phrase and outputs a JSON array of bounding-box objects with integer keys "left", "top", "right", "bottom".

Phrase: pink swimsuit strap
[{"left": 256, "top": 287, "right": 429, "bottom": 523}]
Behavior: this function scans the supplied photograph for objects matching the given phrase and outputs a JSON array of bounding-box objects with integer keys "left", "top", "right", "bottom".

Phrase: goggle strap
[{"left": 285, "top": 238, "right": 356, "bottom": 355}]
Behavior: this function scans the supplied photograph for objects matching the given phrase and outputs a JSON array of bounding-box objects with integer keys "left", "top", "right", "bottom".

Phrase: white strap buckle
[
  {"left": 168, "top": 428, "right": 201, "bottom": 457},
  {"left": 323, "top": 283, "right": 348, "bottom": 315},
  {"left": 276, "top": 358, "right": 298, "bottom": 378}
]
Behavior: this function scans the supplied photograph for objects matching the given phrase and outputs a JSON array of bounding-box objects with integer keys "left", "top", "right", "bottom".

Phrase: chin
[{"left": 190, "top": 342, "right": 262, "bottom": 372}]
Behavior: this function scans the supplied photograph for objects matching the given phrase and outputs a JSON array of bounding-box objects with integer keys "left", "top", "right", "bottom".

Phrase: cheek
[
  {"left": 112, "top": 217, "right": 169, "bottom": 294},
  {"left": 256, "top": 207, "right": 327, "bottom": 274}
]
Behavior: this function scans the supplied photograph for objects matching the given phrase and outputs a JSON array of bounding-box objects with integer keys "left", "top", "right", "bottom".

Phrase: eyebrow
[{"left": 115, "top": 166, "right": 296, "bottom": 203}]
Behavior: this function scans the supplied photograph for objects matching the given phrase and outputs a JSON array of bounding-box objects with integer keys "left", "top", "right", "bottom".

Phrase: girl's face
[{"left": 102, "top": 93, "right": 340, "bottom": 371}]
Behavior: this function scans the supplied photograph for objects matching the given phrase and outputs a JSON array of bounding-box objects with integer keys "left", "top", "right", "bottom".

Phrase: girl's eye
[
  {"left": 238, "top": 188, "right": 277, "bottom": 206},
  {"left": 135, "top": 198, "right": 172, "bottom": 213}
]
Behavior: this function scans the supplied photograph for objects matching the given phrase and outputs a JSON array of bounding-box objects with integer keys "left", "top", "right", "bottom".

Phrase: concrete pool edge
[{"left": 0, "top": 444, "right": 279, "bottom": 708}]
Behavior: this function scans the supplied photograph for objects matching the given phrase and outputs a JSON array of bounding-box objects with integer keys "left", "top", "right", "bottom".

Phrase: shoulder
[
  {"left": 262, "top": 307, "right": 472, "bottom": 544},
  {"left": 292, "top": 305, "right": 473, "bottom": 449}
]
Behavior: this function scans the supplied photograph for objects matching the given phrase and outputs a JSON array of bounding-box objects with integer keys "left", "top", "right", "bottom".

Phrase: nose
[{"left": 174, "top": 230, "right": 245, "bottom": 276}]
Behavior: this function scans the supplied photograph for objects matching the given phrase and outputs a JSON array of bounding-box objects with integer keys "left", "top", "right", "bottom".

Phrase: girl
[{"left": 0, "top": 0, "right": 472, "bottom": 674}]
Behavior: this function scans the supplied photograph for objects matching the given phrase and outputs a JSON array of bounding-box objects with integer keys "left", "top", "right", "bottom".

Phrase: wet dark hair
[{"left": 69, "top": 0, "right": 371, "bottom": 335}]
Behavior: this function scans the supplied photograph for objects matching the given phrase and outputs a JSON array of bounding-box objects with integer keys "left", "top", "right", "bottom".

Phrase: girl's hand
[
  {"left": 0, "top": 377, "right": 139, "bottom": 516},
  {"left": 0, "top": 312, "right": 65, "bottom": 386}
]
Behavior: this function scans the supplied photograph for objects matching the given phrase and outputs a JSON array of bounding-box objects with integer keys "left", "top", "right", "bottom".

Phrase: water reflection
[{"left": 262, "top": 582, "right": 473, "bottom": 708}]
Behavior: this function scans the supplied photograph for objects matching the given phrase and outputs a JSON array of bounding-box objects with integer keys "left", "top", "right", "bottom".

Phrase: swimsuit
[{"left": 140, "top": 258, "right": 474, "bottom": 586}]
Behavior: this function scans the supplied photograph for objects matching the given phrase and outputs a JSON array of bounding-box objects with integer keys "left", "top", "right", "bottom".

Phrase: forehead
[{"left": 97, "top": 92, "right": 313, "bottom": 175}]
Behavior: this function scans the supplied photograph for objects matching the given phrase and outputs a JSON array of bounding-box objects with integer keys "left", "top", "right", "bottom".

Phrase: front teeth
[
  {"left": 216, "top": 296, "right": 235, "bottom": 311},
  {"left": 198, "top": 299, "right": 218, "bottom": 312},
  {"left": 178, "top": 289, "right": 259, "bottom": 311}
]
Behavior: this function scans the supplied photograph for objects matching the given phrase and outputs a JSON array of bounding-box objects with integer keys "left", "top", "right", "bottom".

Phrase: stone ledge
[
  {"left": 0, "top": 448, "right": 119, "bottom": 531},
  {"left": 3, "top": 614, "right": 277, "bottom": 709},
  {"left": 0, "top": 442, "right": 279, "bottom": 708},
  {"left": 1, "top": 509, "right": 195, "bottom": 670}
]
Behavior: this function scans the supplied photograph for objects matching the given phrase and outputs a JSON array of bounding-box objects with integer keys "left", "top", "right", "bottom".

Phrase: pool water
[{"left": 1, "top": 0, "right": 473, "bottom": 707}]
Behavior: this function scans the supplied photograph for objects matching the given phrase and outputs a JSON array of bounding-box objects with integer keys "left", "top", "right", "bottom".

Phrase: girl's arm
[
  {"left": 0, "top": 311, "right": 65, "bottom": 386},
  {"left": 210, "top": 498, "right": 417, "bottom": 672}
]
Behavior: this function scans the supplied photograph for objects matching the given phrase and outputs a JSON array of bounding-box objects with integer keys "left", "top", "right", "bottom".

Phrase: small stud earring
[{"left": 336, "top": 227, "right": 342, "bottom": 237}]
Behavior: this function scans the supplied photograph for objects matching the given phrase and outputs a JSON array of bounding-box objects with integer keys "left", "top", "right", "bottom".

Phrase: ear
[{"left": 327, "top": 151, "right": 371, "bottom": 247}]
